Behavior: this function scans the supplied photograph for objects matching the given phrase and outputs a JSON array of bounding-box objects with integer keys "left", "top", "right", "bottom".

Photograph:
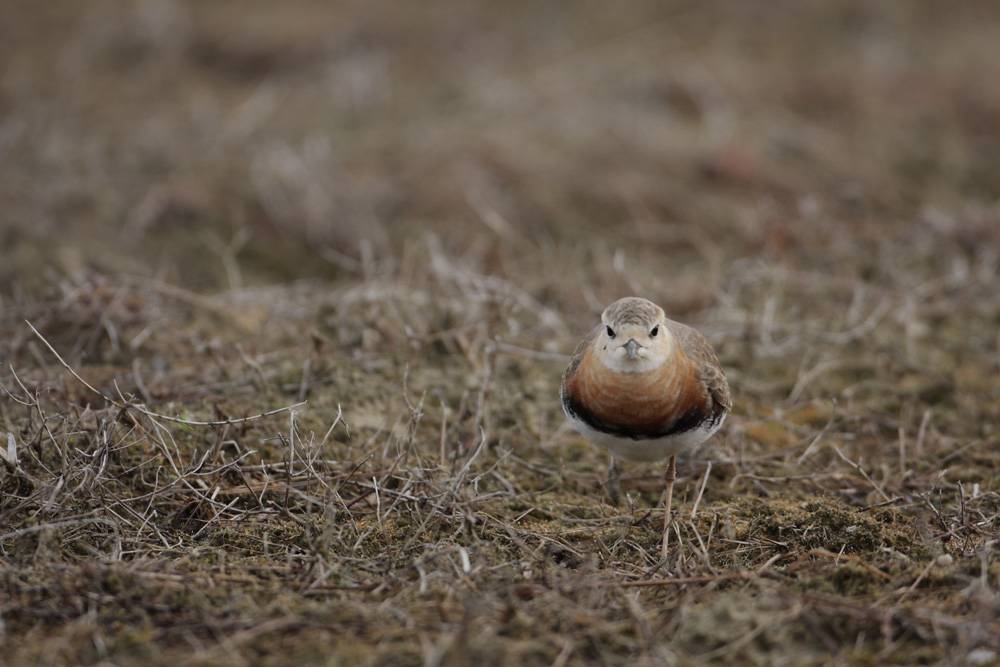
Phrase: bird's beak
[{"left": 624, "top": 338, "right": 640, "bottom": 360}]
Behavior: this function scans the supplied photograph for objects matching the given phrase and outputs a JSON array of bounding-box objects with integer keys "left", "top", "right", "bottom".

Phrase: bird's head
[{"left": 596, "top": 297, "right": 673, "bottom": 373}]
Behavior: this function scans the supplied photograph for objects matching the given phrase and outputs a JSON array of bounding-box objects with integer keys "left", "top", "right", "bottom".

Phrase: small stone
[
  {"left": 936, "top": 554, "right": 954, "bottom": 567},
  {"left": 966, "top": 648, "right": 996, "bottom": 665}
]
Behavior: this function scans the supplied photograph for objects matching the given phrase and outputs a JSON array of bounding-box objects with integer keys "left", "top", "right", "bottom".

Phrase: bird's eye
[
  {"left": 650, "top": 325, "right": 659, "bottom": 338},
  {"left": 605, "top": 325, "right": 616, "bottom": 339}
]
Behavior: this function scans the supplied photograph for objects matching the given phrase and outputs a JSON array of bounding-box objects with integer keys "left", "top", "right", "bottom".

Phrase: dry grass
[{"left": 3, "top": 1, "right": 1000, "bottom": 665}]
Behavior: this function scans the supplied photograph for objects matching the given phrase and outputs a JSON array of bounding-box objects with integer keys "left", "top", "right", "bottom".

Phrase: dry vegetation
[{"left": 2, "top": 1, "right": 1000, "bottom": 665}]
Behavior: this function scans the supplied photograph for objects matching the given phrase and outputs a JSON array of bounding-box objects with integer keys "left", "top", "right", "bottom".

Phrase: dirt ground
[{"left": 2, "top": 1, "right": 1000, "bottom": 665}]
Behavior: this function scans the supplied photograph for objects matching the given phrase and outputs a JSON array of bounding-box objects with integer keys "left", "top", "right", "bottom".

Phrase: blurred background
[
  {"left": 3, "top": 5, "right": 1000, "bottom": 663},
  {"left": 4, "top": 0, "right": 999, "bottom": 298}
]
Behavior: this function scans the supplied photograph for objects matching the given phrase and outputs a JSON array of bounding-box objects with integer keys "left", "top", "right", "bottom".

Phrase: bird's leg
[
  {"left": 607, "top": 456, "right": 621, "bottom": 506},
  {"left": 661, "top": 455, "right": 677, "bottom": 561}
]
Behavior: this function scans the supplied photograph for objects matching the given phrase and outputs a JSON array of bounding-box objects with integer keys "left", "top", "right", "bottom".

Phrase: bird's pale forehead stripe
[{"left": 601, "top": 297, "right": 663, "bottom": 326}]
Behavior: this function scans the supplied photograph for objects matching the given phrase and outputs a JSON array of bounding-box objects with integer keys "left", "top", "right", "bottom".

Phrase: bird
[{"left": 560, "top": 296, "right": 731, "bottom": 560}]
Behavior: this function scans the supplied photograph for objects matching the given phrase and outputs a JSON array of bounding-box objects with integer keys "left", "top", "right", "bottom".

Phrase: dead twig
[
  {"left": 27, "top": 319, "right": 306, "bottom": 426},
  {"left": 787, "top": 548, "right": 892, "bottom": 582}
]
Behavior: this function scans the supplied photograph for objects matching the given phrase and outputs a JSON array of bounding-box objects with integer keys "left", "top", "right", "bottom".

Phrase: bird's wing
[{"left": 666, "top": 320, "right": 732, "bottom": 411}]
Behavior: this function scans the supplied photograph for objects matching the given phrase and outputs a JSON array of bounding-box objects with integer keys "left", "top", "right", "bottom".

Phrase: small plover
[{"left": 561, "top": 297, "right": 731, "bottom": 559}]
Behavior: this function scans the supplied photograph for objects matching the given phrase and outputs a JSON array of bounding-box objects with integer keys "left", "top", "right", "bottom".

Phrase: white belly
[{"left": 563, "top": 406, "right": 725, "bottom": 462}]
